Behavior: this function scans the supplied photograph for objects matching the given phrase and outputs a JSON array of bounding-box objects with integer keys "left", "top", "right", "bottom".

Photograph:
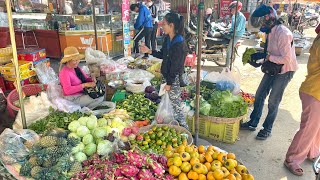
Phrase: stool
[{"left": 15, "top": 30, "right": 39, "bottom": 49}]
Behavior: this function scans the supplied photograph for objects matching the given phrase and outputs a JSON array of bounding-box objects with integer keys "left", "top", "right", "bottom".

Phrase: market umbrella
[
  {"left": 4, "top": 0, "right": 27, "bottom": 128},
  {"left": 92, "top": 0, "right": 98, "bottom": 50}
]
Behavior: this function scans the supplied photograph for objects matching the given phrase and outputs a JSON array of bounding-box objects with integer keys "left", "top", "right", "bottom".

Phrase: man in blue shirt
[
  {"left": 225, "top": 1, "right": 246, "bottom": 68},
  {"left": 130, "top": 3, "right": 153, "bottom": 58}
]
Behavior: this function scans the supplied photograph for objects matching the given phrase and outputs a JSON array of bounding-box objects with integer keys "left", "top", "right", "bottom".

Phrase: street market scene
[{"left": 0, "top": 0, "right": 319, "bottom": 179}]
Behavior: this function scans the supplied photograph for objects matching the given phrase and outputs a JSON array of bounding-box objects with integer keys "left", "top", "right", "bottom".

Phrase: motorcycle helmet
[
  {"left": 206, "top": 8, "right": 213, "bottom": 15},
  {"left": 228, "top": 1, "right": 242, "bottom": 11},
  {"left": 252, "top": 4, "right": 278, "bottom": 33}
]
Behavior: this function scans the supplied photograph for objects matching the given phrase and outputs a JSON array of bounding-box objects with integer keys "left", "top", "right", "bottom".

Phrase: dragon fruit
[
  {"left": 115, "top": 177, "right": 130, "bottom": 180},
  {"left": 147, "top": 159, "right": 165, "bottom": 177},
  {"left": 164, "top": 174, "right": 175, "bottom": 180},
  {"left": 127, "top": 150, "right": 146, "bottom": 168},
  {"left": 157, "top": 155, "right": 168, "bottom": 169},
  {"left": 114, "top": 152, "right": 127, "bottom": 164},
  {"left": 137, "top": 169, "right": 154, "bottom": 179},
  {"left": 149, "top": 153, "right": 159, "bottom": 162},
  {"left": 120, "top": 164, "right": 139, "bottom": 177},
  {"left": 113, "top": 166, "right": 122, "bottom": 177},
  {"left": 122, "top": 128, "right": 132, "bottom": 136}
]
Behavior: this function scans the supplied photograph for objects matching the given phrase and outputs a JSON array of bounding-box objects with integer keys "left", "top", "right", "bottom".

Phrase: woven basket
[
  {"left": 6, "top": 84, "right": 47, "bottom": 117},
  {"left": 0, "top": 55, "right": 12, "bottom": 65},
  {"left": 0, "top": 47, "right": 12, "bottom": 57},
  {"left": 138, "top": 121, "right": 193, "bottom": 146},
  {"left": 200, "top": 113, "right": 247, "bottom": 124}
]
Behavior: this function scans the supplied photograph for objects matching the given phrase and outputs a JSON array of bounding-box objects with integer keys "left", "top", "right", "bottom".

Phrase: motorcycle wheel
[{"left": 308, "top": 19, "right": 319, "bottom": 27}]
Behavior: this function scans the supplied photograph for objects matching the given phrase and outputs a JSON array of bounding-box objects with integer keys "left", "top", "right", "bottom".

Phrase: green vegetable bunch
[
  {"left": 116, "top": 94, "right": 157, "bottom": 121},
  {"left": 242, "top": 48, "right": 257, "bottom": 65},
  {"left": 208, "top": 90, "right": 248, "bottom": 118},
  {"left": 28, "top": 108, "right": 84, "bottom": 134}
]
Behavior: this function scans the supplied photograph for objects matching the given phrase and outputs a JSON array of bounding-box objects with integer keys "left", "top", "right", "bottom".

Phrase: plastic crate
[
  {"left": 188, "top": 116, "right": 210, "bottom": 137},
  {"left": 208, "top": 121, "right": 240, "bottom": 144},
  {"left": 0, "top": 61, "right": 33, "bottom": 75}
]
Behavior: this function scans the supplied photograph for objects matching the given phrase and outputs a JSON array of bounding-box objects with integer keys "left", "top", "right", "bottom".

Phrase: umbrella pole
[
  {"left": 229, "top": 0, "right": 240, "bottom": 71},
  {"left": 92, "top": 0, "right": 98, "bottom": 50},
  {"left": 187, "top": 0, "right": 191, "bottom": 25},
  {"left": 194, "top": 0, "right": 204, "bottom": 146},
  {"left": 5, "top": 0, "right": 27, "bottom": 128}
]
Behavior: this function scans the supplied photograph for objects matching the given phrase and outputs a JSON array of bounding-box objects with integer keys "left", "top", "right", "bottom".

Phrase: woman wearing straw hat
[{"left": 59, "top": 46, "right": 104, "bottom": 109}]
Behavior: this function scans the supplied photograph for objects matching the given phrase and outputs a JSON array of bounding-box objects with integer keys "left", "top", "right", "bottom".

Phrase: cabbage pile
[{"left": 68, "top": 113, "right": 131, "bottom": 162}]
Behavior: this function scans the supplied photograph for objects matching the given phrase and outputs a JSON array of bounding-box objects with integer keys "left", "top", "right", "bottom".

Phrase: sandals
[{"left": 284, "top": 160, "right": 304, "bottom": 176}]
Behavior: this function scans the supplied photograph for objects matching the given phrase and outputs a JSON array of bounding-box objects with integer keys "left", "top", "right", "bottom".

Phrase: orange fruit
[
  {"left": 227, "top": 153, "right": 236, "bottom": 160},
  {"left": 198, "top": 145, "right": 206, "bottom": 154}
]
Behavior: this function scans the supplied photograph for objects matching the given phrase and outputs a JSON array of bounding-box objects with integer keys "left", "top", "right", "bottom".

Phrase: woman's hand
[
  {"left": 164, "top": 85, "right": 171, "bottom": 91},
  {"left": 139, "top": 45, "right": 151, "bottom": 54},
  {"left": 83, "top": 82, "right": 96, "bottom": 88}
]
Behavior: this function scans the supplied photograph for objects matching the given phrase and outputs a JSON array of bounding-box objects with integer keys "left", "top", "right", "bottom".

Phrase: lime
[{"left": 156, "top": 140, "right": 163, "bottom": 145}]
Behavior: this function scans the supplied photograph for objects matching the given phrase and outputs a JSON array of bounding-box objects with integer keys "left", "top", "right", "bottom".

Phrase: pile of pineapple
[{"left": 19, "top": 129, "right": 82, "bottom": 180}]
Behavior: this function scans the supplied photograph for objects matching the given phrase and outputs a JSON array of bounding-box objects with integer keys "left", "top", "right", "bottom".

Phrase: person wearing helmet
[
  {"left": 204, "top": 8, "right": 214, "bottom": 36},
  {"left": 284, "top": 24, "right": 320, "bottom": 177},
  {"left": 240, "top": 5, "right": 298, "bottom": 140},
  {"left": 225, "top": 1, "right": 246, "bottom": 68}
]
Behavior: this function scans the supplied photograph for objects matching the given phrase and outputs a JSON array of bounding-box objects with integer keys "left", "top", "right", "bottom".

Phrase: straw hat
[{"left": 60, "top": 46, "right": 85, "bottom": 64}]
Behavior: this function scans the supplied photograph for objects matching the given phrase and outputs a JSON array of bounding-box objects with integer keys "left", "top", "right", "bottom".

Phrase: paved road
[{"left": 201, "top": 28, "right": 317, "bottom": 180}]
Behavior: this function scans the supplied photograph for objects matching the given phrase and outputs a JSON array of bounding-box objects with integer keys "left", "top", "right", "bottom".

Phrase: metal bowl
[{"left": 108, "top": 80, "right": 125, "bottom": 89}]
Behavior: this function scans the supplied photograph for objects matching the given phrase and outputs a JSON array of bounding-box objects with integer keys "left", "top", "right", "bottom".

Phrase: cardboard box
[
  {"left": 3, "top": 70, "right": 36, "bottom": 81},
  {"left": 5, "top": 76, "right": 38, "bottom": 91},
  {"left": 33, "top": 58, "right": 50, "bottom": 67},
  {"left": 17, "top": 48, "right": 46, "bottom": 62},
  {"left": 0, "top": 61, "right": 33, "bottom": 75}
]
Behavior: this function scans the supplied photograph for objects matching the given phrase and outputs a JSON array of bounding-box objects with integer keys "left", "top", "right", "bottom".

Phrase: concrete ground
[{"left": 199, "top": 28, "right": 317, "bottom": 180}]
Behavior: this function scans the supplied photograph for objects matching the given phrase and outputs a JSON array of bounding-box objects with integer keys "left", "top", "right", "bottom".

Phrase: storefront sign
[
  {"left": 122, "top": 0, "right": 131, "bottom": 57},
  {"left": 220, "top": 0, "right": 232, "bottom": 17}
]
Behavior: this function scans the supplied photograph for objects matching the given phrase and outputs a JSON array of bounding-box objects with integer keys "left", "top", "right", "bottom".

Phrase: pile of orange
[{"left": 165, "top": 144, "right": 254, "bottom": 180}]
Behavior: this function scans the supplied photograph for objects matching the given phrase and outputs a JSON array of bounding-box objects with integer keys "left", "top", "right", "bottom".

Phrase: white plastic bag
[
  {"left": 124, "top": 69, "right": 155, "bottom": 81},
  {"left": 155, "top": 92, "right": 175, "bottom": 124},
  {"left": 34, "top": 62, "right": 59, "bottom": 84},
  {"left": 91, "top": 101, "right": 116, "bottom": 116},
  {"left": 46, "top": 84, "right": 81, "bottom": 113},
  {"left": 125, "top": 79, "right": 151, "bottom": 93},
  {"left": 85, "top": 47, "right": 106, "bottom": 64}
]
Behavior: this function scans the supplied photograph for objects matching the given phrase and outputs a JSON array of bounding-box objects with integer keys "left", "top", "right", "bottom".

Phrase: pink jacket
[
  {"left": 268, "top": 25, "right": 299, "bottom": 73},
  {"left": 59, "top": 66, "right": 91, "bottom": 96}
]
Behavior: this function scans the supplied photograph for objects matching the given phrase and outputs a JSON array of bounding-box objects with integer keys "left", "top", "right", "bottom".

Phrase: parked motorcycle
[{"left": 289, "top": 12, "right": 319, "bottom": 33}]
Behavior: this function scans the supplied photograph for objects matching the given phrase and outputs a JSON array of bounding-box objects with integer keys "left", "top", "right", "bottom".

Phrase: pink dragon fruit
[
  {"left": 164, "top": 174, "right": 175, "bottom": 180},
  {"left": 137, "top": 169, "right": 155, "bottom": 179},
  {"left": 130, "top": 176, "right": 139, "bottom": 180},
  {"left": 147, "top": 159, "right": 165, "bottom": 177},
  {"left": 157, "top": 155, "right": 168, "bottom": 169},
  {"left": 113, "top": 166, "right": 122, "bottom": 177},
  {"left": 131, "top": 126, "right": 139, "bottom": 134},
  {"left": 127, "top": 150, "right": 146, "bottom": 168},
  {"left": 114, "top": 152, "right": 127, "bottom": 164},
  {"left": 119, "top": 164, "right": 140, "bottom": 177},
  {"left": 149, "top": 153, "right": 159, "bottom": 162},
  {"left": 115, "top": 177, "right": 130, "bottom": 180},
  {"left": 122, "top": 128, "right": 132, "bottom": 136}
]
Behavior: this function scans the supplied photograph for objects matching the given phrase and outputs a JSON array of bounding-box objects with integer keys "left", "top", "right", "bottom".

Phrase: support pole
[
  {"left": 187, "top": 0, "right": 191, "bottom": 25},
  {"left": 92, "top": 0, "right": 99, "bottom": 50},
  {"left": 194, "top": 0, "right": 204, "bottom": 146},
  {"left": 5, "top": 0, "right": 27, "bottom": 128},
  {"left": 230, "top": 0, "right": 240, "bottom": 71}
]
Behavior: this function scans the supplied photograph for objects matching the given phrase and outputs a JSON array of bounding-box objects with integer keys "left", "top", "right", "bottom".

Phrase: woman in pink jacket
[{"left": 59, "top": 46, "right": 104, "bottom": 109}]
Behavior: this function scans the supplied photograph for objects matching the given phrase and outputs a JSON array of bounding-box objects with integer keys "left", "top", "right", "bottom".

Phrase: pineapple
[
  {"left": 30, "top": 166, "right": 43, "bottom": 178},
  {"left": 19, "top": 162, "right": 32, "bottom": 177},
  {"left": 67, "top": 137, "right": 80, "bottom": 147},
  {"left": 68, "top": 161, "right": 82, "bottom": 176},
  {"left": 28, "top": 156, "right": 40, "bottom": 167},
  {"left": 39, "top": 136, "right": 67, "bottom": 148}
]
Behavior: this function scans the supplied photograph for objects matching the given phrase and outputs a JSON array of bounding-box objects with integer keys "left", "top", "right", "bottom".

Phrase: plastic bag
[
  {"left": 85, "top": 47, "right": 106, "bottom": 64},
  {"left": 91, "top": 101, "right": 116, "bottom": 116},
  {"left": 34, "top": 61, "right": 59, "bottom": 84},
  {"left": 0, "top": 128, "right": 39, "bottom": 164},
  {"left": 46, "top": 84, "right": 81, "bottom": 113},
  {"left": 125, "top": 79, "right": 151, "bottom": 93},
  {"left": 14, "top": 92, "right": 56, "bottom": 129},
  {"left": 155, "top": 92, "right": 175, "bottom": 124},
  {"left": 124, "top": 69, "right": 155, "bottom": 82},
  {"left": 100, "top": 60, "right": 127, "bottom": 75}
]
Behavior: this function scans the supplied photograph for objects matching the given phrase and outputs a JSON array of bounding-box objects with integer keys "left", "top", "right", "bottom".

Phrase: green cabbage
[
  {"left": 68, "top": 121, "right": 81, "bottom": 132},
  {"left": 86, "top": 118, "right": 98, "bottom": 130},
  {"left": 76, "top": 126, "right": 90, "bottom": 137},
  {"left": 82, "top": 134, "right": 94, "bottom": 145},
  {"left": 83, "top": 143, "right": 97, "bottom": 156},
  {"left": 97, "top": 118, "right": 108, "bottom": 127},
  {"left": 93, "top": 127, "right": 108, "bottom": 139},
  {"left": 78, "top": 117, "right": 89, "bottom": 125},
  {"left": 72, "top": 142, "right": 85, "bottom": 154},
  {"left": 75, "top": 152, "right": 87, "bottom": 162},
  {"left": 97, "top": 140, "right": 113, "bottom": 156}
]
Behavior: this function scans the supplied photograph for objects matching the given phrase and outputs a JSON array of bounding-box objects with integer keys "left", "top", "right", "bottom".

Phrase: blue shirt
[
  {"left": 134, "top": 3, "right": 153, "bottom": 29},
  {"left": 230, "top": 12, "right": 246, "bottom": 37}
]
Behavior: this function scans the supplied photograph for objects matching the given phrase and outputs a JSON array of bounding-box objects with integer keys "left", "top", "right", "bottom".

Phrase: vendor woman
[
  {"left": 140, "top": 12, "right": 189, "bottom": 130},
  {"left": 59, "top": 46, "right": 104, "bottom": 109}
]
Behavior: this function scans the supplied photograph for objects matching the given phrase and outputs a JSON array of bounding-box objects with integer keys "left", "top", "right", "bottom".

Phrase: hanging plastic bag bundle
[{"left": 155, "top": 92, "right": 175, "bottom": 124}]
